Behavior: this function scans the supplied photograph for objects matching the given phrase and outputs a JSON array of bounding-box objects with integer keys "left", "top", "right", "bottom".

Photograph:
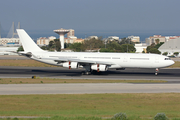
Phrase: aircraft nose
[{"left": 170, "top": 60, "right": 175, "bottom": 66}]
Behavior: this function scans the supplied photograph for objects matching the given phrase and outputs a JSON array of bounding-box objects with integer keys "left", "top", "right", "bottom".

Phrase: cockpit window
[{"left": 165, "top": 58, "right": 171, "bottom": 60}]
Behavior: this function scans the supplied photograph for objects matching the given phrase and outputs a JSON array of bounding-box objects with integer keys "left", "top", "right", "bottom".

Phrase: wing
[{"left": 41, "top": 57, "right": 115, "bottom": 65}]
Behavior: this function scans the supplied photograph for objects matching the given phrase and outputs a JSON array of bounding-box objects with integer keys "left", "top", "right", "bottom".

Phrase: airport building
[
  {"left": 135, "top": 43, "right": 147, "bottom": 53},
  {"left": 158, "top": 38, "right": 180, "bottom": 56},
  {"left": 127, "top": 36, "right": 140, "bottom": 43},
  {"left": 65, "top": 37, "right": 84, "bottom": 44},
  {"left": 85, "top": 36, "right": 98, "bottom": 40},
  {"left": 165, "top": 36, "right": 180, "bottom": 42},
  {"left": 0, "top": 38, "right": 21, "bottom": 46},
  {"left": 37, "top": 37, "right": 50, "bottom": 46},
  {"left": 37, "top": 36, "right": 57, "bottom": 46},
  {"left": 49, "top": 36, "right": 56, "bottom": 41},
  {"left": 146, "top": 35, "right": 166, "bottom": 46},
  {"left": 65, "top": 29, "right": 84, "bottom": 44},
  {"left": 67, "top": 29, "right": 75, "bottom": 37},
  {"left": 65, "top": 36, "right": 77, "bottom": 44},
  {"left": 74, "top": 38, "right": 84, "bottom": 43},
  {"left": 0, "top": 22, "right": 21, "bottom": 47},
  {"left": 108, "top": 36, "right": 119, "bottom": 41}
]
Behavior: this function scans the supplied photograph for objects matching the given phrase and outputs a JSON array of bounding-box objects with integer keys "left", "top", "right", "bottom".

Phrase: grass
[
  {"left": 0, "top": 59, "right": 180, "bottom": 68},
  {"left": 0, "top": 78, "right": 167, "bottom": 84},
  {"left": 0, "top": 93, "right": 180, "bottom": 119},
  {"left": 169, "top": 61, "right": 180, "bottom": 68},
  {"left": 0, "top": 116, "right": 104, "bottom": 120},
  {"left": 0, "top": 60, "right": 55, "bottom": 67}
]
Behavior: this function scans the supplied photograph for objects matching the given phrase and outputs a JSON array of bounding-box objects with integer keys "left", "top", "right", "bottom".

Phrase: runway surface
[
  {"left": 0, "top": 66, "right": 180, "bottom": 82},
  {"left": 0, "top": 83, "right": 180, "bottom": 95},
  {"left": 0, "top": 65, "right": 180, "bottom": 94}
]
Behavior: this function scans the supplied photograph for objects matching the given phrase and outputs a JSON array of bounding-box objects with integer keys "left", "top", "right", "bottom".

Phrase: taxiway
[{"left": 0, "top": 66, "right": 179, "bottom": 82}]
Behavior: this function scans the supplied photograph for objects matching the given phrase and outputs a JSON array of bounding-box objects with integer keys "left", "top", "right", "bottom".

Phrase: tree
[
  {"left": 155, "top": 39, "right": 160, "bottom": 44},
  {"left": 54, "top": 39, "right": 61, "bottom": 51},
  {"left": 146, "top": 46, "right": 154, "bottom": 53},
  {"left": 162, "top": 52, "right": 168, "bottom": 56},
  {"left": 69, "top": 43, "right": 84, "bottom": 52},
  {"left": 121, "top": 44, "right": 136, "bottom": 53},
  {"left": 119, "top": 38, "right": 132, "bottom": 45},
  {"left": 64, "top": 43, "right": 72, "bottom": 48},
  {"left": 48, "top": 39, "right": 61, "bottom": 51},
  {"left": 148, "top": 48, "right": 161, "bottom": 54},
  {"left": 147, "top": 42, "right": 164, "bottom": 53},
  {"left": 41, "top": 46, "right": 48, "bottom": 50},
  {"left": 154, "top": 42, "right": 164, "bottom": 49},
  {"left": 17, "top": 46, "right": 24, "bottom": 52},
  {"left": 174, "top": 52, "right": 179, "bottom": 56},
  {"left": 48, "top": 41, "right": 55, "bottom": 50},
  {"left": 99, "top": 48, "right": 115, "bottom": 52},
  {"left": 84, "top": 38, "right": 104, "bottom": 50},
  {"left": 106, "top": 41, "right": 122, "bottom": 52}
]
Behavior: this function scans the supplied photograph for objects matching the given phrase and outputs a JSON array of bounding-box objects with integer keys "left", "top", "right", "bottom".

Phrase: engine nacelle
[
  {"left": 63, "top": 62, "right": 79, "bottom": 69},
  {"left": 91, "top": 64, "right": 108, "bottom": 71}
]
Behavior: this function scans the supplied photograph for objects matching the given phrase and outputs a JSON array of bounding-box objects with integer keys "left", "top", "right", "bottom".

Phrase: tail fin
[{"left": 17, "top": 29, "right": 43, "bottom": 52}]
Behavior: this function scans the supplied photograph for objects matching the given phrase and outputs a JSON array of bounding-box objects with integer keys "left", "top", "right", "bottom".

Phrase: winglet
[{"left": 17, "top": 29, "right": 43, "bottom": 52}]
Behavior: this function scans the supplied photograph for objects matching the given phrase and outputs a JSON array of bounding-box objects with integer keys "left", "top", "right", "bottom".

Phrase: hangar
[{"left": 158, "top": 38, "right": 180, "bottom": 56}]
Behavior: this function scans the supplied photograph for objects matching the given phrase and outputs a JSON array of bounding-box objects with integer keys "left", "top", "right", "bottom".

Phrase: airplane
[{"left": 16, "top": 29, "right": 174, "bottom": 75}]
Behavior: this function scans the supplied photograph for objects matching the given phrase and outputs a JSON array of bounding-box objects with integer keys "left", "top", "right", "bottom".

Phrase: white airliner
[{"left": 17, "top": 29, "right": 174, "bottom": 75}]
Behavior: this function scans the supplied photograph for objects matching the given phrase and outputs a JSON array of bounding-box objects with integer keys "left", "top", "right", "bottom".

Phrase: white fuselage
[{"left": 31, "top": 51, "right": 174, "bottom": 69}]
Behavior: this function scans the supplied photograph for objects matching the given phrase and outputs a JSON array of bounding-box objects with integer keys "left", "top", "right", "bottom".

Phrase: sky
[{"left": 1, "top": 0, "right": 180, "bottom": 39}]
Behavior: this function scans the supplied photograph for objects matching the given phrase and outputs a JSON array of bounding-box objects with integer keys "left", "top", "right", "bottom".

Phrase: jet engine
[
  {"left": 91, "top": 64, "right": 108, "bottom": 72},
  {"left": 63, "top": 62, "right": 79, "bottom": 69}
]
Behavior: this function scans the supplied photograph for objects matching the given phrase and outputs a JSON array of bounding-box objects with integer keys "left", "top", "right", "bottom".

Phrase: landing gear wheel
[
  {"left": 155, "top": 68, "right": 159, "bottom": 76},
  {"left": 85, "top": 71, "right": 91, "bottom": 75},
  {"left": 81, "top": 71, "right": 85, "bottom": 75},
  {"left": 81, "top": 71, "right": 91, "bottom": 75}
]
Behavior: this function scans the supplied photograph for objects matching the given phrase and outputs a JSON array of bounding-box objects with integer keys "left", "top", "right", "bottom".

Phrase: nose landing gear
[{"left": 155, "top": 68, "right": 159, "bottom": 76}]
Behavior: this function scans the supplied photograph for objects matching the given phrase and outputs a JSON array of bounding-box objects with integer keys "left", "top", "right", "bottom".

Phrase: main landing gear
[
  {"left": 81, "top": 71, "right": 91, "bottom": 75},
  {"left": 155, "top": 68, "right": 159, "bottom": 76},
  {"left": 81, "top": 66, "right": 92, "bottom": 75}
]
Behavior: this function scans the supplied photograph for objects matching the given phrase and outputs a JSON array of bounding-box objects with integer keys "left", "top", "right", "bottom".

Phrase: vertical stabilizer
[{"left": 17, "top": 29, "right": 43, "bottom": 52}]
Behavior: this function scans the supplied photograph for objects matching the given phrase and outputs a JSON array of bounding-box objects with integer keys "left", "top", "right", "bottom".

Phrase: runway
[
  {"left": 0, "top": 66, "right": 180, "bottom": 82},
  {"left": 1, "top": 83, "right": 180, "bottom": 95}
]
